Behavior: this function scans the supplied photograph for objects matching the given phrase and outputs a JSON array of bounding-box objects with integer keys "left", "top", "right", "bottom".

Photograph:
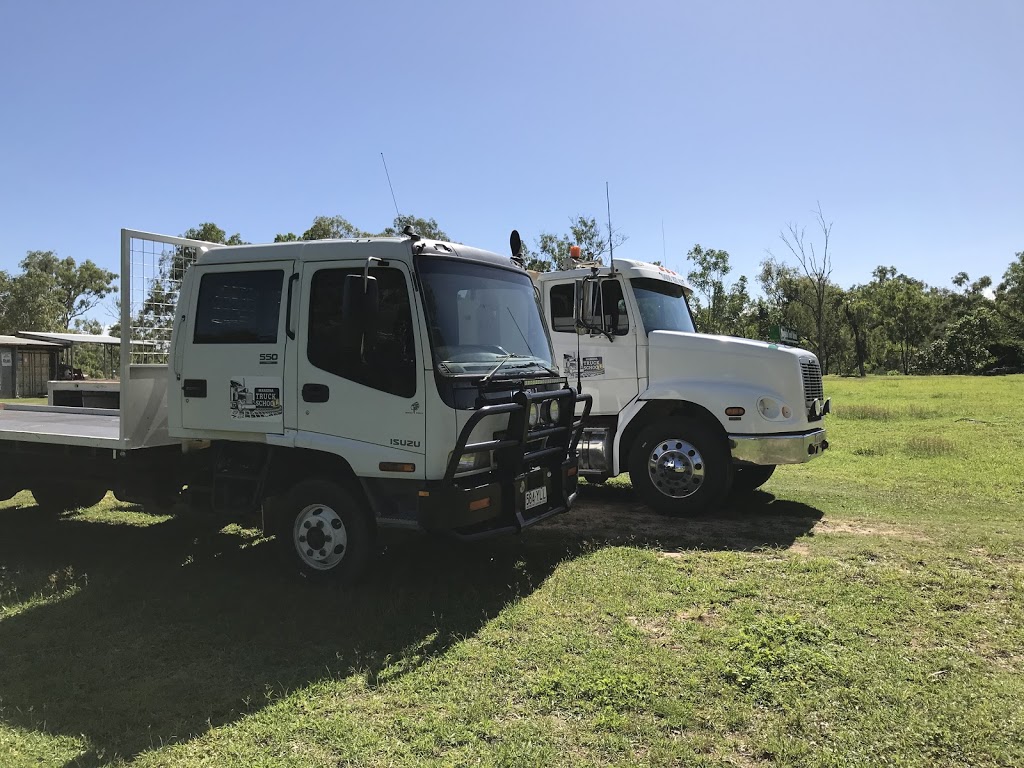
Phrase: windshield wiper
[{"left": 480, "top": 353, "right": 529, "bottom": 383}]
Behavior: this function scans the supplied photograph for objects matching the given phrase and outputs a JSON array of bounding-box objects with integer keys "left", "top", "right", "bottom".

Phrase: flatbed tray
[{"left": 0, "top": 403, "right": 123, "bottom": 448}]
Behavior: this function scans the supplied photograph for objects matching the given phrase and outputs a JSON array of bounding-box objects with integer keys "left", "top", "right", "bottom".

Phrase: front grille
[{"left": 800, "top": 358, "right": 823, "bottom": 407}]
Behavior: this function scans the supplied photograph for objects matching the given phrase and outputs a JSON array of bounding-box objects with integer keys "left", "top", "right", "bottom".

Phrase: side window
[
  {"left": 585, "top": 280, "right": 629, "bottom": 336},
  {"left": 549, "top": 284, "right": 576, "bottom": 332},
  {"left": 194, "top": 270, "right": 284, "bottom": 344},
  {"left": 308, "top": 267, "right": 416, "bottom": 397}
]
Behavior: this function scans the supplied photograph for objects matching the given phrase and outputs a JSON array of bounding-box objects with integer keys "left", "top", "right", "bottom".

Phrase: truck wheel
[
  {"left": 628, "top": 419, "right": 732, "bottom": 515},
  {"left": 31, "top": 484, "right": 108, "bottom": 515},
  {"left": 732, "top": 465, "right": 776, "bottom": 494},
  {"left": 281, "top": 479, "right": 373, "bottom": 583}
]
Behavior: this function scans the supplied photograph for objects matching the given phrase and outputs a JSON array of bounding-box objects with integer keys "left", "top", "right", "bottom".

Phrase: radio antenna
[
  {"left": 606, "top": 181, "right": 615, "bottom": 272},
  {"left": 662, "top": 218, "right": 667, "bottom": 265},
  {"left": 381, "top": 152, "right": 400, "bottom": 218}
]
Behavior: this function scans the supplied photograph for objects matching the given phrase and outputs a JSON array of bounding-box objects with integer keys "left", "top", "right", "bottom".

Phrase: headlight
[
  {"left": 453, "top": 451, "right": 491, "bottom": 473},
  {"left": 546, "top": 399, "right": 560, "bottom": 423},
  {"left": 757, "top": 397, "right": 792, "bottom": 421},
  {"left": 529, "top": 403, "right": 541, "bottom": 427}
]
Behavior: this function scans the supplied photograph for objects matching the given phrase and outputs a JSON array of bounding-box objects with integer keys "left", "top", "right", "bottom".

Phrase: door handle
[
  {"left": 285, "top": 272, "right": 299, "bottom": 340},
  {"left": 302, "top": 383, "right": 329, "bottom": 403},
  {"left": 182, "top": 379, "right": 207, "bottom": 398}
]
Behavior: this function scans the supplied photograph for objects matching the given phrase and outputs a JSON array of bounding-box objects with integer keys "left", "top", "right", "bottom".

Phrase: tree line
[
  {"left": 683, "top": 206, "right": 1024, "bottom": 376},
  {"left": 2, "top": 209, "right": 1022, "bottom": 377}
]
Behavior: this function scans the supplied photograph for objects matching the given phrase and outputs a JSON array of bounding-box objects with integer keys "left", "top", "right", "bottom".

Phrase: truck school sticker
[
  {"left": 229, "top": 376, "right": 283, "bottom": 420},
  {"left": 562, "top": 354, "right": 605, "bottom": 378}
]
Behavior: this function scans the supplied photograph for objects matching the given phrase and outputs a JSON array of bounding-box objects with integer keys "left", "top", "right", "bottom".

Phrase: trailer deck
[{"left": 0, "top": 404, "right": 123, "bottom": 448}]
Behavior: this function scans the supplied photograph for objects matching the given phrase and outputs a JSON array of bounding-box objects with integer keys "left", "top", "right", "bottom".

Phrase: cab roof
[
  {"left": 194, "top": 236, "right": 520, "bottom": 271},
  {"left": 534, "top": 258, "right": 693, "bottom": 291}
]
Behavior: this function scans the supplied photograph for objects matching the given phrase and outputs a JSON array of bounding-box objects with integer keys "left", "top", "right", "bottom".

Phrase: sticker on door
[
  {"left": 229, "top": 376, "right": 283, "bottom": 420},
  {"left": 563, "top": 354, "right": 604, "bottom": 378}
]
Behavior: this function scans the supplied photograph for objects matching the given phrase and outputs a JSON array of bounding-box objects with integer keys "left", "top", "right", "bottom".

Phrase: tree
[
  {"left": 995, "top": 251, "right": 1024, "bottom": 331},
  {"left": 520, "top": 243, "right": 553, "bottom": 273},
  {"left": 183, "top": 222, "right": 245, "bottom": 246},
  {"left": 299, "top": 215, "right": 370, "bottom": 241},
  {"left": 380, "top": 214, "right": 448, "bottom": 241},
  {"left": 843, "top": 284, "right": 876, "bottom": 377},
  {"left": 0, "top": 251, "right": 116, "bottom": 334},
  {"left": 768, "top": 203, "right": 835, "bottom": 366},
  {"left": 535, "top": 215, "right": 626, "bottom": 270},
  {"left": 917, "top": 307, "right": 1000, "bottom": 374},
  {"left": 277, "top": 213, "right": 448, "bottom": 243},
  {"left": 683, "top": 245, "right": 756, "bottom": 337},
  {"left": 869, "top": 267, "right": 933, "bottom": 375}
]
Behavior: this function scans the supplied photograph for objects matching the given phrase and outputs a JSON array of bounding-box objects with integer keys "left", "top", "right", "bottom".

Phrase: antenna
[
  {"left": 606, "top": 181, "right": 614, "bottom": 272},
  {"left": 662, "top": 219, "right": 666, "bottom": 265},
  {"left": 380, "top": 152, "right": 400, "bottom": 218}
]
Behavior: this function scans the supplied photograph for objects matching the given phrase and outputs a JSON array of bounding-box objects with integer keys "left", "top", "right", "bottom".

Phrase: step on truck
[
  {"left": 533, "top": 256, "right": 829, "bottom": 514},
  {"left": 0, "top": 228, "right": 590, "bottom": 580}
]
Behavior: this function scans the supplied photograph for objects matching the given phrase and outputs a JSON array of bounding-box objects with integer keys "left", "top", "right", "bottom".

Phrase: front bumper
[
  {"left": 729, "top": 428, "right": 828, "bottom": 465},
  {"left": 420, "top": 387, "right": 592, "bottom": 538}
]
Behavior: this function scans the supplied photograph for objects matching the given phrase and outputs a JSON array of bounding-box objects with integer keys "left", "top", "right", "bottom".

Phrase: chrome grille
[{"left": 800, "top": 358, "right": 823, "bottom": 406}]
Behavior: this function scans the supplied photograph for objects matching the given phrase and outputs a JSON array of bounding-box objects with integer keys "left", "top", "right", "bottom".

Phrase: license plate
[{"left": 525, "top": 486, "right": 547, "bottom": 510}]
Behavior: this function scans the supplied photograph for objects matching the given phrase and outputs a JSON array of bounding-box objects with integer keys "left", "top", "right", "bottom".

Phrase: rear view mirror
[{"left": 574, "top": 279, "right": 586, "bottom": 333}]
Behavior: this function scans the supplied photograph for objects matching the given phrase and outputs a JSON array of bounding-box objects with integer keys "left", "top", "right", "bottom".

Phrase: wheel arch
[
  {"left": 618, "top": 399, "right": 728, "bottom": 475},
  {"left": 262, "top": 447, "right": 374, "bottom": 531}
]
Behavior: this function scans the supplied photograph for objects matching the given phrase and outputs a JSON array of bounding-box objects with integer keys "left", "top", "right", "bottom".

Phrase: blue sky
[{"left": 2, "top": 0, "right": 1021, "bottom": 311}]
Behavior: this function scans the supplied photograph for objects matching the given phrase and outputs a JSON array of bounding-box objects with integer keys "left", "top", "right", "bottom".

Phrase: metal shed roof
[
  {"left": 17, "top": 331, "right": 121, "bottom": 346},
  {"left": 0, "top": 335, "right": 64, "bottom": 348}
]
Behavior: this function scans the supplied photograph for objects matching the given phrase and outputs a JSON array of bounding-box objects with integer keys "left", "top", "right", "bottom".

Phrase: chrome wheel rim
[
  {"left": 647, "top": 438, "right": 705, "bottom": 499},
  {"left": 293, "top": 504, "right": 348, "bottom": 571}
]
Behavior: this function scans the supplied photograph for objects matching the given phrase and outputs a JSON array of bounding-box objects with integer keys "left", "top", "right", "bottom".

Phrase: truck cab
[
  {"left": 535, "top": 259, "right": 829, "bottom": 513},
  {"left": 168, "top": 232, "right": 589, "bottom": 576}
]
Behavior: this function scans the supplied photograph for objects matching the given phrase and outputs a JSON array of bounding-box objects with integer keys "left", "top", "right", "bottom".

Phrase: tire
[
  {"left": 628, "top": 418, "right": 732, "bottom": 515},
  {"left": 278, "top": 478, "right": 374, "bottom": 583},
  {"left": 31, "top": 484, "right": 108, "bottom": 515},
  {"left": 732, "top": 465, "right": 776, "bottom": 494}
]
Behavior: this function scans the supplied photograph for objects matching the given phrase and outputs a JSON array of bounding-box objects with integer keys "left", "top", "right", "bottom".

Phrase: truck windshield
[
  {"left": 631, "top": 277, "right": 697, "bottom": 334},
  {"left": 417, "top": 256, "right": 556, "bottom": 376}
]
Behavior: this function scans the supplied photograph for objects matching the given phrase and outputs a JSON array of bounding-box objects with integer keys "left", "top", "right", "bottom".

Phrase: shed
[{"left": 0, "top": 336, "right": 65, "bottom": 399}]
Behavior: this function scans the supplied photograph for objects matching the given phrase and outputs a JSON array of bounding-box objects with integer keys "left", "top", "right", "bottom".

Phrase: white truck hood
[{"left": 645, "top": 331, "right": 821, "bottom": 433}]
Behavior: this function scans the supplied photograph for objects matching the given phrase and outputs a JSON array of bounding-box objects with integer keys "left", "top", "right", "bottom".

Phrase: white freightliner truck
[
  {"left": 532, "top": 257, "right": 830, "bottom": 513},
  {"left": 0, "top": 229, "right": 590, "bottom": 580}
]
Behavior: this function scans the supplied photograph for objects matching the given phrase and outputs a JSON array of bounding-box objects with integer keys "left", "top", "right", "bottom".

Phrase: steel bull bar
[{"left": 420, "top": 387, "right": 592, "bottom": 537}]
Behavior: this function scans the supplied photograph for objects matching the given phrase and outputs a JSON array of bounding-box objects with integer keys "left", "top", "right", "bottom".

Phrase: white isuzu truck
[
  {"left": 533, "top": 257, "right": 829, "bottom": 514},
  {"left": 0, "top": 229, "right": 589, "bottom": 580}
]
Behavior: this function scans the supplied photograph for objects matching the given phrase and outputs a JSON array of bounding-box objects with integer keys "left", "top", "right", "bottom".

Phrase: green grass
[
  {"left": 0, "top": 397, "right": 47, "bottom": 405},
  {"left": 2, "top": 375, "right": 1023, "bottom": 767}
]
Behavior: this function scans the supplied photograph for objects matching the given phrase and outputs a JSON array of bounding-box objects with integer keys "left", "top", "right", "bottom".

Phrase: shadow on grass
[
  {"left": 545, "top": 481, "right": 824, "bottom": 552},
  {"left": 0, "top": 487, "right": 821, "bottom": 767}
]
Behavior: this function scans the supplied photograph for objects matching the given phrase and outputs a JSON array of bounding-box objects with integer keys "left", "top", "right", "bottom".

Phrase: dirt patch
[{"left": 626, "top": 607, "right": 719, "bottom": 648}]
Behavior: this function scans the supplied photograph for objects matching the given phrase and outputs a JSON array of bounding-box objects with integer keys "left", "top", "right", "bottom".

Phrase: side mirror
[
  {"left": 576, "top": 277, "right": 614, "bottom": 341},
  {"left": 341, "top": 273, "right": 380, "bottom": 352},
  {"left": 573, "top": 279, "right": 586, "bottom": 334}
]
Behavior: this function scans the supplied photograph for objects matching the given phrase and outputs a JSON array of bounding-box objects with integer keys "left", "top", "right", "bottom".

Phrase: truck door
[
  {"left": 548, "top": 278, "right": 639, "bottom": 415},
  {"left": 295, "top": 260, "right": 425, "bottom": 464},
  {"left": 180, "top": 262, "right": 293, "bottom": 434}
]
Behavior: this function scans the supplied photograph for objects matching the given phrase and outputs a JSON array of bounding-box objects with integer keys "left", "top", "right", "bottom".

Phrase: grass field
[
  {"left": 0, "top": 397, "right": 47, "bottom": 405},
  {"left": 1, "top": 375, "right": 1022, "bottom": 767}
]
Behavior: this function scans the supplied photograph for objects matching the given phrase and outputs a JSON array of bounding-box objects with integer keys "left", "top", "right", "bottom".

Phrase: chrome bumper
[{"left": 729, "top": 429, "right": 828, "bottom": 465}]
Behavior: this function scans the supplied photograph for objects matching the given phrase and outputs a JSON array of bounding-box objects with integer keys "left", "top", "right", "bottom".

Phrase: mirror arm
[{"left": 363, "top": 256, "right": 382, "bottom": 291}]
